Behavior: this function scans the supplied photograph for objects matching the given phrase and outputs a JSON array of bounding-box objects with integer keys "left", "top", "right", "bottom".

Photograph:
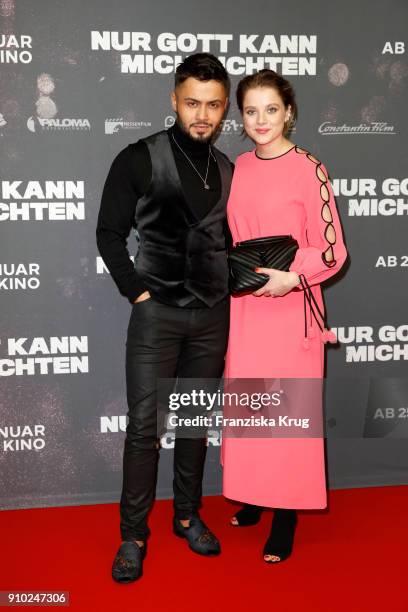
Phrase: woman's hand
[
  {"left": 133, "top": 290, "right": 151, "bottom": 303},
  {"left": 252, "top": 269, "right": 300, "bottom": 297}
]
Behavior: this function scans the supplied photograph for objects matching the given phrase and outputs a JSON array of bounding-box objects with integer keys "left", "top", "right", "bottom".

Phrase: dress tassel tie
[{"left": 299, "top": 274, "right": 337, "bottom": 347}]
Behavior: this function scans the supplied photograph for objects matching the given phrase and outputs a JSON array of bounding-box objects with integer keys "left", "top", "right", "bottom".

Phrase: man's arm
[{"left": 96, "top": 141, "right": 151, "bottom": 304}]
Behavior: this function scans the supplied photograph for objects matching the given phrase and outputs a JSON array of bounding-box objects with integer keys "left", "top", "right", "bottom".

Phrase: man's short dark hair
[{"left": 175, "top": 53, "right": 230, "bottom": 95}]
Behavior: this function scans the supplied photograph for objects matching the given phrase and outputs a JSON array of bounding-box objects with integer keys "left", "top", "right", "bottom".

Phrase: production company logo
[
  {"left": 27, "top": 116, "right": 91, "bottom": 133},
  {"left": 319, "top": 121, "right": 396, "bottom": 135},
  {"left": 105, "top": 118, "right": 152, "bottom": 134}
]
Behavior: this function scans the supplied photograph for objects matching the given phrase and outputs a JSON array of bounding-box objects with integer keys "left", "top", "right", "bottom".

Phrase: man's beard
[{"left": 176, "top": 116, "right": 215, "bottom": 143}]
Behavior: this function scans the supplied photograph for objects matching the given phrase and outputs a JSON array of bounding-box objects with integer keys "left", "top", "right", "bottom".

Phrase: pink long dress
[{"left": 222, "top": 145, "right": 347, "bottom": 509}]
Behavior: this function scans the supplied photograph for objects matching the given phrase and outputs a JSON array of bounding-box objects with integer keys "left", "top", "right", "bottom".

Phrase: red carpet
[{"left": 1, "top": 486, "right": 407, "bottom": 611}]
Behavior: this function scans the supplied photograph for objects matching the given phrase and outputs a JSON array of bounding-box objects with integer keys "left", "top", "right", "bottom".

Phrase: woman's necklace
[{"left": 171, "top": 132, "right": 213, "bottom": 190}]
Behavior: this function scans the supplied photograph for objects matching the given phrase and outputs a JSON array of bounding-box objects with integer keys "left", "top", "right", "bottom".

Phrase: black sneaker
[
  {"left": 173, "top": 516, "right": 221, "bottom": 556},
  {"left": 111, "top": 541, "right": 146, "bottom": 583}
]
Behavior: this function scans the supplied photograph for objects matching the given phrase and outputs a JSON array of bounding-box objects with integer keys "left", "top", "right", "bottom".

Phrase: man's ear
[{"left": 170, "top": 90, "right": 177, "bottom": 112}]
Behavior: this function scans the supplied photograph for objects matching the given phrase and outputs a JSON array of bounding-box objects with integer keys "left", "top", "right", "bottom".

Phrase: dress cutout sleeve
[{"left": 289, "top": 146, "right": 347, "bottom": 287}]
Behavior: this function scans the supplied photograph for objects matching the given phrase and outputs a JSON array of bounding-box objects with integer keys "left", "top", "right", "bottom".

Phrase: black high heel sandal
[
  {"left": 230, "top": 503, "right": 263, "bottom": 526},
  {"left": 263, "top": 509, "right": 298, "bottom": 563}
]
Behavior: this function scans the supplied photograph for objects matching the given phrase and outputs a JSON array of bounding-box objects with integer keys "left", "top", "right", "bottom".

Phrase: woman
[{"left": 222, "top": 70, "right": 347, "bottom": 563}]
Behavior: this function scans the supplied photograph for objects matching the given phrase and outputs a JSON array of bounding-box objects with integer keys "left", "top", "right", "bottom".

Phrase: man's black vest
[{"left": 133, "top": 130, "right": 233, "bottom": 307}]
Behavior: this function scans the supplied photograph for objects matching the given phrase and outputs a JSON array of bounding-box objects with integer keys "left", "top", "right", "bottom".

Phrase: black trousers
[{"left": 119, "top": 296, "right": 229, "bottom": 541}]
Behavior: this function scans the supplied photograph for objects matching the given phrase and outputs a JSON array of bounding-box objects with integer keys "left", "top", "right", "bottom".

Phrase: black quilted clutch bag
[{"left": 228, "top": 235, "right": 299, "bottom": 296}]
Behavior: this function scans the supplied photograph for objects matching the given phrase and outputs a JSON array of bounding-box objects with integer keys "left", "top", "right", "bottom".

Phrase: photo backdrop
[{"left": 1, "top": 0, "right": 408, "bottom": 509}]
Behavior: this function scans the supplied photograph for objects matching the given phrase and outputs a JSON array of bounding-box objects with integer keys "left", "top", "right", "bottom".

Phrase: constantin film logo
[{"left": 319, "top": 121, "right": 396, "bottom": 135}]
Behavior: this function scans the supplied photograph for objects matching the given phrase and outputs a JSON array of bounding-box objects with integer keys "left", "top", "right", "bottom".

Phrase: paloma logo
[{"left": 27, "top": 116, "right": 91, "bottom": 133}]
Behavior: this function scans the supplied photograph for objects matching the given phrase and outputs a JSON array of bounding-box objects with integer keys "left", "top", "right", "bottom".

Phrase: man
[{"left": 96, "top": 53, "right": 233, "bottom": 583}]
